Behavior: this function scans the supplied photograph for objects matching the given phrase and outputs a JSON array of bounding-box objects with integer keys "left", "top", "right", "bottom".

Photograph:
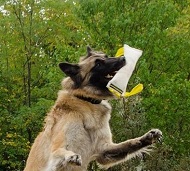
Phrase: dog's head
[{"left": 59, "top": 46, "right": 125, "bottom": 99}]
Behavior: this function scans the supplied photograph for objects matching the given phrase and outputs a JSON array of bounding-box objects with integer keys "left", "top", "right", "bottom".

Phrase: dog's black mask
[
  {"left": 59, "top": 47, "right": 125, "bottom": 92},
  {"left": 89, "top": 56, "right": 125, "bottom": 90}
]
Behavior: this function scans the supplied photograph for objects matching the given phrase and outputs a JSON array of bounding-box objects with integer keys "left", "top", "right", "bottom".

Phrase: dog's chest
[
  {"left": 81, "top": 101, "right": 112, "bottom": 150},
  {"left": 83, "top": 100, "right": 111, "bottom": 130},
  {"left": 57, "top": 100, "right": 112, "bottom": 164}
]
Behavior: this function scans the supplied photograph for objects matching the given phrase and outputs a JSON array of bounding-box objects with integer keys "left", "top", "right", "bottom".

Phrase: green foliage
[{"left": 0, "top": 0, "right": 189, "bottom": 170}]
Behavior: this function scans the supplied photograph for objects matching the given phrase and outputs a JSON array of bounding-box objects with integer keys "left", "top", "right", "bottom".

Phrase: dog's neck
[
  {"left": 75, "top": 95, "right": 102, "bottom": 104},
  {"left": 61, "top": 78, "right": 113, "bottom": 102}
]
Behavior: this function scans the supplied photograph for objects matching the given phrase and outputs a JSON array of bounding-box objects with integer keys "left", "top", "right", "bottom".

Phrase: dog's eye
[
  {"left": 95, "top": 59, "right": 104, "bottom": 68},
  {"left": 96, "top": 62, "right": 101, "bottom": 67}
]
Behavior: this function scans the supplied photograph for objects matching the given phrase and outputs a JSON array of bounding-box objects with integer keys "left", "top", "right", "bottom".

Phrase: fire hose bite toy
[{"left": 106, "top": 44, "right": 143, "bottom": 98}]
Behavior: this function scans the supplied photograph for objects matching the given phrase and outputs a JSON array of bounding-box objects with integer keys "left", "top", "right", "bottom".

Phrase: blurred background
[{"left": 0, "top": 0, "right": 189, "bottom": 170}]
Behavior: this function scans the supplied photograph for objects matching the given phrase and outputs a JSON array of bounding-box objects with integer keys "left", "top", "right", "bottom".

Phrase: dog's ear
[
  {"left": 87, "top": 46, "right": 93, "bottom": 57},
  {"left": 59, "top": 62, "right": 80, "bottom": 76},
  {"left": 59, "top": 63, "right": 82, "bottom": 88},
  {"left": 80, "top": 46, "right": 93, "bottom": 62}
]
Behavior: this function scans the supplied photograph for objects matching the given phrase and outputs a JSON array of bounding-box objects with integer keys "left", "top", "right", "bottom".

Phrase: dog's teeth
[{"left": 105, "top": 74, "right": 113, "bottom": 79}]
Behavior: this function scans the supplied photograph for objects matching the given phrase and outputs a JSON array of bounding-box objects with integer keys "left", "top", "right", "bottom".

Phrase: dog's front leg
[
  {"left": 97, "top": 129, "right": 162, "bottom": 168},
  {"left": 46, "top": 148, "right": 82, "bottom": 171}
]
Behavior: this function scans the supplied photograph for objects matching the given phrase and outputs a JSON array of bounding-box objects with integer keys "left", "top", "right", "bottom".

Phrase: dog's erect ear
[
  {"left": 59, "top": 62, "right": 80, "bottom": 76},
  {"left": 79, "top": 46, "right": 93, "bottom": 62},
  {"left": 59, "top": 63, "right": 82, "bottom": 88},
  {"left": 87, "top": 46, "right": 92, "bottom": 57}
]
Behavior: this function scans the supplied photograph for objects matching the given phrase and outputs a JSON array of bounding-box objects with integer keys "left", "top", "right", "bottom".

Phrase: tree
[
  {"left": 0, "top": 0, "right": 189, "bottom": 170},
  {"left": 76, "top": 0, "right": 190, "bottom": 170},
  {"left": 0, "top": 0, "right": 86, "bottom": 170}
]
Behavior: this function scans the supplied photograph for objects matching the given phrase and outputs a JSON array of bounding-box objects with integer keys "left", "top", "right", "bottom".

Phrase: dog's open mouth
[
  {"left": 105, "top": 71, "right": 117, "bottom": 79},
  {"left": 103, "top": 56, "right": 126, "bottom": 81}
]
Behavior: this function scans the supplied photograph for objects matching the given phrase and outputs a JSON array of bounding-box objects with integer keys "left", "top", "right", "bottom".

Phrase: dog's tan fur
[{"left": 24, "top": 47, "right": 162, "bottom": 171}]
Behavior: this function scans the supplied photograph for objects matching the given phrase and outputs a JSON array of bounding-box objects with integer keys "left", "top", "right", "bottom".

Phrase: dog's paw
[
  {"left": 149, "top": 129, "right": 163, "bottom": 143},
  {"left": 141, "top": 129, "right": 163, "bottom": 145},
  {"left": 67, "top": 154, "right": 82, "bottom": 166}
]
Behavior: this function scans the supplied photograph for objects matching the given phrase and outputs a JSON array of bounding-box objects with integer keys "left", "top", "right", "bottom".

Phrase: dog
[{"left": 24, "top": 46, "right": 162, "bottom": 171}]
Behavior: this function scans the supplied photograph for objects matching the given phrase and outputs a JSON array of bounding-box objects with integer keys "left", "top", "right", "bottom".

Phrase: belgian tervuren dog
[{"left": 24, "top": 46, "right": 162, "bottom": 171}]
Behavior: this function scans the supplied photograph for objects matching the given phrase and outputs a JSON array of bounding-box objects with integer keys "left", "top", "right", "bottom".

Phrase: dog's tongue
[{"left": 106, "top": 44, "right": 143, "bottom": 98}]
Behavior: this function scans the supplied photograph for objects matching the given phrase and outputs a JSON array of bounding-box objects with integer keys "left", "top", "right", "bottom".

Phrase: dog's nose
[{"left": 119, "top": 56, "right": 126, "bottom": 62}]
